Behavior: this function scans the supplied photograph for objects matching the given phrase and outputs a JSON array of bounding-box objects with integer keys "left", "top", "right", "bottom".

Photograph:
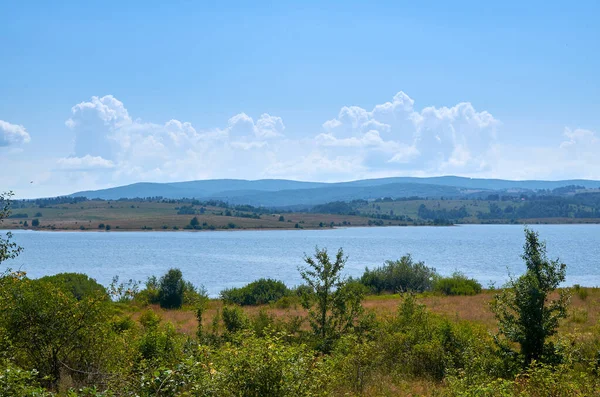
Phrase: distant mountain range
[{"left": 69, "top": 177, "right": 600, "bottom": 208}]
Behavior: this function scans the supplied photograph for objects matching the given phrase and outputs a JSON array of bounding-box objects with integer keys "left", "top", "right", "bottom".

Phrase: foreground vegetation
[{"left": 1, "top": 192, "right": 600, "bottom": 396}]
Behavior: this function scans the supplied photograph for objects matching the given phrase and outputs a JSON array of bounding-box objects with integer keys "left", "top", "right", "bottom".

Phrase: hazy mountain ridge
[{"left": 69, "top": 176, "right": 600, "bottom": 207}]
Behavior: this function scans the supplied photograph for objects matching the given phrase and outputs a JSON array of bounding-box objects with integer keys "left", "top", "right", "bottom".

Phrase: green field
[
  {"left": 2, "top": 200, "right": 411, "bottom": 231},
  {"left": 4, "top": 195, "right": 600, "bottom": 232}
]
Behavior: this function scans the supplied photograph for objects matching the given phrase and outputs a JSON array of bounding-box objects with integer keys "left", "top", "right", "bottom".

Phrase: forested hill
[{"left": 67, "top": 176, "right": 600, "bottom": 207}]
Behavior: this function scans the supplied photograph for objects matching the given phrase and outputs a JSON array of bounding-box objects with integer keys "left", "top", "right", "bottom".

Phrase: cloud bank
[{"left": 3, "top": 91, "right": 600, "bottom": 197}]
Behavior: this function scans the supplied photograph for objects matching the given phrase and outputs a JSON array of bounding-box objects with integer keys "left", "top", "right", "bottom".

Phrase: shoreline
[{"left": 3, "top": 221, "right": 600, "bottom": 233}]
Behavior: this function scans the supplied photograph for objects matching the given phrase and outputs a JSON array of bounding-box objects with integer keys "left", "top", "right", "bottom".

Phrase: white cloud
[
  {"left": 0, "top": 120, "right": 31, "bottom": 146},
  {"left": 52, "top": 92, "right": 502, "bottom": 191},
  {"left": 57, "top": 155, "right": 116, "bottom": 171},
  {"left": 315, "top": 91, "right": 498, "bottom": 175},
  {"left": 9, "top": 90, "right": 600, "bottom": 199}
]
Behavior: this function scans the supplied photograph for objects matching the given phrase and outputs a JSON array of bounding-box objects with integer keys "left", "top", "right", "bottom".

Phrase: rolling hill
[{"left": 68, "top": 176, "right": 600, "bottom": 208}]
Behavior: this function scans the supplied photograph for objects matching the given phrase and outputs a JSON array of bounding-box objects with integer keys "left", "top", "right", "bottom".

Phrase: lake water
[{"left": 3, "top": 225, "right": 600, "bottom": 296}]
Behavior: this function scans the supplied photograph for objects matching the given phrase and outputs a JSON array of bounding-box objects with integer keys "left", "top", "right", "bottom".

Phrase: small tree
[
  {"left": 0, "top": 192, "right": 23, "bottom": 263},
  {"left": 31, "top": 218, "right": 40, "bottom": 227},
  {"left": 190, "top": 216, "right": 200, "bottom": 228},
  {"left": 492, "top": 228, "right": 569, "bottom": 367},
  {"left": 158, "top": 268, "right": 185, "bottom": 309},
  {"left": 299, "top": 247, "right": 364, "bottom": 352}
]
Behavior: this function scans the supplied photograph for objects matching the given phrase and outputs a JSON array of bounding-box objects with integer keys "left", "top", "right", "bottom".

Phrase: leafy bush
[
  {"left": 360, "top": 255, "right": 438, "bottom": 293},
  {"left": 158, "top": 268, "right": 185, "bottom": 309},
  {"left": 221, "top": 278, "right": 289, "bottom": 306},
  {"left": 222, "top": 305, "right": 249, "bottom": 334},
  {"left": 433, "top": 272, "right": 482, "bottom": 296},
  {"left": 39, "top": 272, "right": 107, "bottom": 300},
  {"left": 138, "top": 332, "right": 333, "bottom": 396},
  {"left": 0, "top": 361, "right": 51, "bottom": 397},
  {"left": 0, "top": 271, "right": 119, "bottom": 387}
]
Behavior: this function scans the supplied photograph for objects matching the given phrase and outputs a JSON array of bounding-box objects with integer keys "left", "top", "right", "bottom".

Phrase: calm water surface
[{"left": 4, "top": 225, "right": 600, "bottom": 296}]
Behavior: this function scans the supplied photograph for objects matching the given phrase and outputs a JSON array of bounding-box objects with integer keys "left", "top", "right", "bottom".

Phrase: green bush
[
  {"left": 220, "top": 278, "right": 289, "bottom": 306},
  {"left": 138, "top": 332, "right": 333, "bottom": 396},
  {"left": 158, "top": 268, "right": 185, "bottom": 309},
  {"left": 0, "top": 361, "right": 51, "bottom": 397},
  {"left": 222, "top": 305, "right": 249, "bottom": 334},
  {"left": 38, "top": 273, "right": 107, "bottom": 300},
  {"left": 433, "top": 272, "right": 482, "bottom": 296},
  {"left": 360, "top": 254, "right": 438, "bottom": 293}
]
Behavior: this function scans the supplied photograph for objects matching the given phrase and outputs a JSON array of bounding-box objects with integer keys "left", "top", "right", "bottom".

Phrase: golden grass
[{"left": 128, "top": 287, "right": 600, "bottom": 337}]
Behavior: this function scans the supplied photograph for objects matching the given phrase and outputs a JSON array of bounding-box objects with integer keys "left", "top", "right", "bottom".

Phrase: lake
[{"left": 3, "top": 224, "right": 600, "bottom": 296}]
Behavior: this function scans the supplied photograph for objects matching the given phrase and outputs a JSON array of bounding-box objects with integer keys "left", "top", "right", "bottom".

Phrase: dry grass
[{"left": 127, "top": 287, "right": 600, "bottom": 337}]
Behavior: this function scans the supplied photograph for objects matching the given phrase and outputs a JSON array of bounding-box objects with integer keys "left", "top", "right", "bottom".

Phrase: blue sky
[{"left": 1, "top": 0, "right": 599, "bottom": 198}]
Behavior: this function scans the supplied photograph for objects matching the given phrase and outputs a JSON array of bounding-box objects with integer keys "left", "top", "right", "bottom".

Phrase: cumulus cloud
[
  {"left": 60, "top": 95, "right": 290, "bottom": 185},
  {"left": 54, "top": 92, "right": 507, "bottom": 189},
  {"left": 316, "top": 91, "right": 498, "bottom": 175},
  {"left": 0, "top": 120, "right": 31, "bottom": 146}
]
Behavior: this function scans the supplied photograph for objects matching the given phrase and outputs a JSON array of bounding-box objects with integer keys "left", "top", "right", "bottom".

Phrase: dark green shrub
[
  {"left": 222, "top": 305, "right": 249, "bottom": 334},
  {"left": 39, "top": 273, "right": 107, "bottom": 300},
  {"left": 360, "top": 255, "right": 438, "bottom": 293},
  {"left": 158, "top": 268, "right": 185, "bottom": 309},
  {"left": 220, "top": 278, "right": 289, "bottom": 306},
  {"left": 433, "top": 272, "right": 482, "bottom": 296},
  {"left": 31, "top": 219, "right": 39, "bottom": 227}
]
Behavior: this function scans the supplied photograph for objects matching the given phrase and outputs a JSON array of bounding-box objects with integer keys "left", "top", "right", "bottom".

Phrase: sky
[{"left": 1, "top": 0, "right": 599, "bottom": 198}]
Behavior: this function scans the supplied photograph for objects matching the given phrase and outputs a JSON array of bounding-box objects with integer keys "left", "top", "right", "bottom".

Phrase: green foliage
[
  {"left": 0, "top": 192, "right": 23, "bottom": 264},
  {"left": 222, "top": 305, "right": 249, "bottom": 334},
  {"left": 360, "top": 254, "right": 438, "bottom": 293},
  {"left": 107, "top": 276, "right": 139, "bottom": 302},
  {"left": 31, "top": 218, "right": 40, "bottom": 227},
  {"left": 0, "top": 361, "right": 51, "bottom": 396},
  {"left": 299, "top": 247, "right": 365, "bottom": 352},
  {"left": 38, "top": 273, "right": 107, "bottom": 301},
  {"left": 433, "top": 272, "right": 482, "bottom": 296},
  {"left": 190, "top": 216, "right": 199, "bottom": 227},
  {"left": 138, "top": 332, "right": 332, "bottom": 396},
  {"left": 0, "top": 271, "right": 118, "bottom": 387},
  {"left": 158, "top": 268, "right": 185, "bottom": 309},
  {"left": 445, "top": 362, "right": 600, "bottom": 396},
  {"left": 220, "top": 278, "right": 289, "bottom": 306},
  {"left": 573, "top": 284, "right": 589, "bottom": 300},
  {"left": 137, "top": 322, "right": 183, "bottom": 364},
  {"left": 492, "top": 228, "right": 570, "bottom": 367}
]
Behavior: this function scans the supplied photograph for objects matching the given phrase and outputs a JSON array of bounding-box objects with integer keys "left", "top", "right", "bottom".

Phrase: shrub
[
  {"left": 492, "top": 228, "right": 569, "bottom": 367},
  {"left": 433, "top": 272, "right": 482, "bottom": 296},
  {"left": 0, "top": 271, "right": 116, "bottom": 386},
  {"left": 573, "top": 284, "right": 589, "bottom": 300},
  {"left": 158, "top": 268, "right": 185, "bottom": 309},
  {"left": 222, "top": 305, "right": 249, "bottom": 334},
  {"left": 38, "top": 272, "right": 107, "bottom": 300},
  {"left": 360, "top": 255, "right": 438, "bottom": 293},
  {"left": 98, "top": 223, "right": 105, "bottom": 229},
  {"left": 221, "top": 278, "right": 289, "bottom": 306},
  {"left": 31, "top": 219, "right": 39, "bottom": 227}
]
